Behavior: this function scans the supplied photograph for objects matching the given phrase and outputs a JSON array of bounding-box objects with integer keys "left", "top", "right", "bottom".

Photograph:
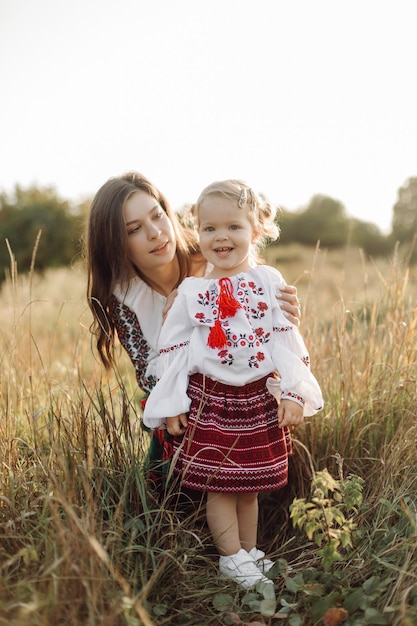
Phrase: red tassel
[
  {"left": 218, "top": 277, "right": 241, "bottom": 318},
  {"left": 207, "top": 278, "right": 240, "bottom": 350},
  {"left": 207, "top": 319, "right": 227, "bottom": 349}
]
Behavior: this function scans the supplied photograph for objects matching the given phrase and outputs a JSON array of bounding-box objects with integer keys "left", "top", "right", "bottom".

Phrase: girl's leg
[
  {"left": 208, "top": 490, "right": 272, "bottom": 589},
  {"left": 206, "top": 491, "right": 260, "bottom": 555},
  {"left": 237, "top": 492, "right": 259, "bottom": 552},
  {"left": 206, "top": 492, "right": 241, "bottom": 556},
  {"left": 237, "top": 492, "right": 274, "bottom": 573}
]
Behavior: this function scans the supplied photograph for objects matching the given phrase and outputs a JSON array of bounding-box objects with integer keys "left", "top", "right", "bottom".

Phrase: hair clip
[
  {"left": 248, "top": 188, "right": 256, "bottom": 210},
  {"left": 238, "top": 188, "right": 247, "bottom": 209}
]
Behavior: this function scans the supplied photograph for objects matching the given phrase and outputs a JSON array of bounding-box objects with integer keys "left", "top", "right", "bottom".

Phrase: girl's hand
[
  {"left": 277, "top": 284, "right": 301, "bottom": 326},
  {"left": 278, "top": 399, "right": 304, "bottom": 428},
  {"left": 166, "top": 413, "right": 188, "bottom": 436}
]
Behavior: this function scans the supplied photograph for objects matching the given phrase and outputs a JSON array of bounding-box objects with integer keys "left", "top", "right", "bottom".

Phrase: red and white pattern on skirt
[{"left": 172, "top": 373, "right": 293, "bottom": 493}]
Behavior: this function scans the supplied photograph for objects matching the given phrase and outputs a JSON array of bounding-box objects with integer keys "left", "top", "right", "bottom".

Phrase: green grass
[{"left": 0, "top": 247, "right": 416, "bottom": 625}]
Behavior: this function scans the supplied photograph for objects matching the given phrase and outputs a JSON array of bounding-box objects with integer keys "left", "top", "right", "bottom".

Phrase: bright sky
[{"left": 1, "top": 0, "right": 416, "bottom": 234}]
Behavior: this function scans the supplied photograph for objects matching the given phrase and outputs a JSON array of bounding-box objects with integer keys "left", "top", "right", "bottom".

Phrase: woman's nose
[{"left": 147, "top": 223, "right": 161, "bottom": 239}]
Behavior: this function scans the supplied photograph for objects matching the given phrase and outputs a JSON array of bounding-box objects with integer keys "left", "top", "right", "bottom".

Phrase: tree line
[
  {"left": 278, "top": 176, "right": 417, "bottom": 260},
  {"left": 1, "top": 177, "right": 416, "bottom": 282}
]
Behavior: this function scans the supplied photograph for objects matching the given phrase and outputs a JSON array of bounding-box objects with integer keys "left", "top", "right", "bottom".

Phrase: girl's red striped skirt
[{"left": 172, "top": 373, "right": 292, "bottom": 493}]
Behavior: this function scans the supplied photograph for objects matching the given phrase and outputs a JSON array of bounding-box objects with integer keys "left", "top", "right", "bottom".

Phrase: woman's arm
[{"left": 109, "top": 295, "right": 157, "bottom": 393}]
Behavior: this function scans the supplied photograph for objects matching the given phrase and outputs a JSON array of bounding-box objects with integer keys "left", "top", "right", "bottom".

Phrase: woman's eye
[
  {"left": 154, "top": 211, "right": 163, "bottom": 220},
  {"left": 127, "top": 225, "right": 141, "bottom": 235}
]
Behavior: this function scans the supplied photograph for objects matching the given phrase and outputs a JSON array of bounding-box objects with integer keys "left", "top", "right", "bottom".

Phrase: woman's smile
[{"left": 150, "top": 241, "right": 170, "bottom": 255}]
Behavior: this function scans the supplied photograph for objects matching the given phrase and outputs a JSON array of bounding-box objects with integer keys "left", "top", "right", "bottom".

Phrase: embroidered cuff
[
  {"left": 159, "top": 340, "right": 190, "bottom": 354},
  {"left": 281, "top": 391, "right": 305, "bottom": 408}
]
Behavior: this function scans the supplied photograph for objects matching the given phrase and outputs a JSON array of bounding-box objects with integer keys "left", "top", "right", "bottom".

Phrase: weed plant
[{"left": 0, "top": 245, "right": 416, "bottom": 625}]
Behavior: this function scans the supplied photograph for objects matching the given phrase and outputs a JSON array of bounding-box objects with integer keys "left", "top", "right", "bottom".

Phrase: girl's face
[
  {"left": 198, "top": 196, "right": 255, "bottom": 278},
  {"left": 123, "top": 190, "right": 177, "bottom": 273}
]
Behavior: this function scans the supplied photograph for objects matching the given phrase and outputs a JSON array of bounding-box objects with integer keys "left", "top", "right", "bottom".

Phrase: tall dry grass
[{"left": 0, "top": 245, "right": 416, "bottom": 625}]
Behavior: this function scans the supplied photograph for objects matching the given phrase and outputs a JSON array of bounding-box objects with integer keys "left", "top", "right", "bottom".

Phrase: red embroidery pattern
[
  {"left": 250, "top": 301, "right": 268, "bottom": 319},
  {"left": 247, "top": 281, "right": 264, "bottom": 296},
  {"left": 160, "top": 340, "right": 190, "bottom": 354},
  {"left": 282, "top": 391, "right": 305, "bottom": 405},
  {"left": 110, "top": 296, "right": 157, "bottom": 393},
  {"left": 248, "top": 352, "right": 266, "bottom": 368},
  {"left": 174, "top": 276, "right": 305, "bottom": 372}
]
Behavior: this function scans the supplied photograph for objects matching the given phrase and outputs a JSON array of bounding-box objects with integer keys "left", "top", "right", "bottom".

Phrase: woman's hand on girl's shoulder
[{"left": 277, "top": 284, "right": 301, "bottom": 326}]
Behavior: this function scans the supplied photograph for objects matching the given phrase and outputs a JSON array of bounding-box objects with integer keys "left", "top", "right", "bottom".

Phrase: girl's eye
[
  {"left": 153, "top": 210, "right": 164, "bottom": 220},
  {"left": 128, "top": 225, "right": 141, "bottom": 235},
  {"left": 230, "top": 224, "right": 239, "bottom": 230},
  {"left": 204, "top": 226, "right": 215, "bottom": 232}
]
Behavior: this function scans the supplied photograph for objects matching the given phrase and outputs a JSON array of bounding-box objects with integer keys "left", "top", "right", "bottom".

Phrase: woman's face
[{"left": 123, "top": 190, "right": 177, "bottom": 273}]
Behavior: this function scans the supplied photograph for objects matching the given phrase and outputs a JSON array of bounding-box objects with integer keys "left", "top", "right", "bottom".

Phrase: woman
[{"left": 86, "top": 172, "right": 301, "bottom": 487}]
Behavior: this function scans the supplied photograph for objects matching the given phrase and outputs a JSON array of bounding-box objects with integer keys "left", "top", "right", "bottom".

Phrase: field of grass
[{"left": 0, "top": 245, "right": 416, "bottom": 626}]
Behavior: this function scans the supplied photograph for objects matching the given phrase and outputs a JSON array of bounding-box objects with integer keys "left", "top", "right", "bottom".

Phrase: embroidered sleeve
[
  {"left": 109, "top": 295, "right": 157, "bottom": 394},
  {"left": 281, "top": 390, "right": 305, "bottom": 408},
  {"left": 264, "top": 268, "right": 323, "bottom": 416},
  {"left": 143, "top": 289, "right": 194, "bottom": 427}
]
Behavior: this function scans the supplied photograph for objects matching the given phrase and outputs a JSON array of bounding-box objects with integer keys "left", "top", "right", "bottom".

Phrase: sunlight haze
[{"left": 1, "top": 0, "right": 416, "bottom": 234}]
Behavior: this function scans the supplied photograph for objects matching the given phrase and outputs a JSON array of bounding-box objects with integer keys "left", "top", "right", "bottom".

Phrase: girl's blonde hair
[{"left": 190, "top": 179, "right": 280, "bottom": 256}]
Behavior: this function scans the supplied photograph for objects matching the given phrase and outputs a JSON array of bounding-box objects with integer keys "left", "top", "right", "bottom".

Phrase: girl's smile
[{"left": 214, "top": 246, "right": 233, "bottom": 256}]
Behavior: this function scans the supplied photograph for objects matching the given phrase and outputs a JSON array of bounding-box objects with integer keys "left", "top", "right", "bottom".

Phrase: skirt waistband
[{"left": 189, "top": 372, "right": 276, "bottom": 396}]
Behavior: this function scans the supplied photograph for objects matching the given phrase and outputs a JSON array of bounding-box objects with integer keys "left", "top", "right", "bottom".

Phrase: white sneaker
[
  {"left": 219, "top": 549, "right": 273, "bottom": 589},
  {"left": 248, "top": 547, "right": 275, "bottom": 573}
]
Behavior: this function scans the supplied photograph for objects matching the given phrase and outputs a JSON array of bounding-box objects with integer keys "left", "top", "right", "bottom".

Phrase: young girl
[
  {"left": 86, "top": 173, "right": 301, "bottom": 487},
  {"left": 143, "top": 179, "right": 323, "bottom": 588}
]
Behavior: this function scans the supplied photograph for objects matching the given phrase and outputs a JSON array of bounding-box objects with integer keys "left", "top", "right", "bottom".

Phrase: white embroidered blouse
[
  {"left": 143, "top": 265, "right": 323, "bottom": 429},
  {"left": 112, "top": 276, "right": 167, "bottom": 392}
]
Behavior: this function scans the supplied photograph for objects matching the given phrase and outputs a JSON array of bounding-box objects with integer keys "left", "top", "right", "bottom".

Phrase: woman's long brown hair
[{"left": 85, "top": 172, "right": 199, "bottom": 369}]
